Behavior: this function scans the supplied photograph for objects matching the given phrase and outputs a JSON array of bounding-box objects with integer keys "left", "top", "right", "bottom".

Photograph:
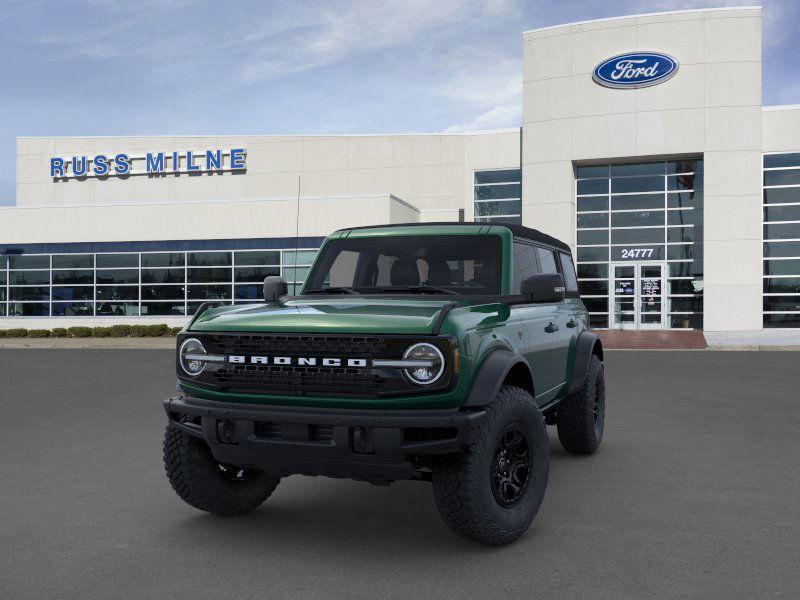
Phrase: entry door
[{"left": 610, "top": 262, "right": 666, "bottom": 330}]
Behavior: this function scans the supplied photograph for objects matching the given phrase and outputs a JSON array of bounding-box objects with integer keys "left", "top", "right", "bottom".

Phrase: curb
[{"left": 0, "top": 338, "right": 177, "bottom": 349}]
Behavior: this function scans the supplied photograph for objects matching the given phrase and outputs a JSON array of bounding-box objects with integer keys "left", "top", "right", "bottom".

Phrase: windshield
[{"left": 302, "top": 234, "right": 503, "bottom": 296}]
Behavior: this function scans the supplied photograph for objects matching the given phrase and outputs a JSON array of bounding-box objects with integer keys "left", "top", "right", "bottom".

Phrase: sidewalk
[{"left": 0, "top": 338, "right": 176, "bottom": 349}]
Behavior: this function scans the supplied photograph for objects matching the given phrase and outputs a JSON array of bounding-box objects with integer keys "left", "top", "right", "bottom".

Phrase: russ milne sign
[
  {"left": 593, "top": 52, "right": 678, "bottom": 89},
  {"left": 50, "top": 148, "right": 246, "bottom": 179}
]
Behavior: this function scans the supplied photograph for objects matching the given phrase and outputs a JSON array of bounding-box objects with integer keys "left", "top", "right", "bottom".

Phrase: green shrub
[
  {"left": 109, "top": 324, "right": 132, "bottom": 337},
  {"left": 168, "top": 327, "right": 182, "bottom": 336},
  {"left": 129, "top": 325, "right": 149, "bottom": 337},
  {"left": 4, "top": 328, "right": 28, "bottom": 338},
  {"left": 50, "top": 328, "right": 69, "bottom": 338},
  {"left": 67, "top": 326, "right": 92, "bottom": 338},
  {"left": 91, "top": 327, "right": 113, "bottom": 338},
  {"left": 0, "top": 330, "right": 6, "bottom": 338},
  {"left": 145, "top": 324, "right": 170, "bottom": 337},
  {"left": 28, "top": 329, "right": 51, "bottom": 338}
]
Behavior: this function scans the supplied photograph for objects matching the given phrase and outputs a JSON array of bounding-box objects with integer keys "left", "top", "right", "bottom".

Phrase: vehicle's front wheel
[
  {"left": 556, "top": 354, "right": 605, "bottom": 454},
  {"left": 163, "top": 422, "right": 280, "bottom": 516},
  {"left": 431, "top": 386, "right": 549, "bottom": 546}
]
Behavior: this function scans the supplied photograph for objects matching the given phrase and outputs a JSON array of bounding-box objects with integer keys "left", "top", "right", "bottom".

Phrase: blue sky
[{"left": 1, "top": 0, "right": 798, "bottom": 206}]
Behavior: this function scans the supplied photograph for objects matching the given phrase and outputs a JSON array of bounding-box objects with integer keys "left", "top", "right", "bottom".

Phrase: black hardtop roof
[{"left": 339, "top": 222, "right": 571, "bottom": 253}]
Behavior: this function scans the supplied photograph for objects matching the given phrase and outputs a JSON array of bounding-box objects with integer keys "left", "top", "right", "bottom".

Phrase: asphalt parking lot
[{"left": 1, "top": 349, "right": 798, "bottom": 599}]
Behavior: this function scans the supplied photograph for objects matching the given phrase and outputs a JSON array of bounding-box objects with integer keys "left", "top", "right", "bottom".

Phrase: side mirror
[
  {"left": 263, "top": 275, "right": 288, "bottom": 302},
  {"left": 521, "top": 273, "right": 566, "bottom": 303}
]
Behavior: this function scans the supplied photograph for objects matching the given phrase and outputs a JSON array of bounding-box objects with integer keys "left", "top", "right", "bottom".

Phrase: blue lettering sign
[
  {"left": 93, "top": 154, "right": 109, "bottom": 176},
  {"left": 171, "top": 151, "right": 180, "bottom": 172},
  {"left": 50, "top": 158, "right": 65, "bottom": 177},
  {"left": 113, "top": 153, "right": 130, "bottom": 175},
  {"left": 146, "top": 152, "right": 165, "bottom": 173},
  {"left": 72, "top": 156, "right": 88, "bottom": 177},
  {"left": 206, "top": 149, "right": 221, "bottom": 170},
  {"left": 230, "top": 148, "right": 246, "bottom": 170},
  {"left": 186, "top": 150, "right": 200, "bottom": 172},
  {"left": 593, "top": 52, "right": 678, "bottom": 89}
]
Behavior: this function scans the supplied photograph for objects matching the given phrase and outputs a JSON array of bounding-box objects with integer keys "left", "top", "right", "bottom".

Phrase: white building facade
[{"left": 2, "top": 6, "right": 799, "bottom": 335}]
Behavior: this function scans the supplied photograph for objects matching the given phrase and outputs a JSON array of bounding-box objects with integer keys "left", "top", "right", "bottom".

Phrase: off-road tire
[
  {"left": 431, "top": 386, "right": 549, "bottom": 546},
  {"left": 556, "top": 354, "right": 605, "bottom": 455},
  {"left": 163, "top": 422, "right": 280, "bottom": 516}
]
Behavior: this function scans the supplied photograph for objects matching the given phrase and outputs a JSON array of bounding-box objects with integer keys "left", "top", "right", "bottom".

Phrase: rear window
[{"left": 559, "top": 253, "right": 579, "bottom": 293}]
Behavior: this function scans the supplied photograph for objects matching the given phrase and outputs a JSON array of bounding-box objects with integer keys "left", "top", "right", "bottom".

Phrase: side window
[
  {"left": 512, "top": 241, "right": 540, "bottom": 293},
  {"left": 559, "top": 253, "right": 579, "bottom": 293},
  {"left": 536, "top": 247, "right": 558, "bottom": 274}
]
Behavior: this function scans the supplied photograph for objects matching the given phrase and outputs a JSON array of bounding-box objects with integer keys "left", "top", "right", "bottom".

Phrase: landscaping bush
[
  {"left": 129, "top": 325, "right": 149, "bottom": 337},
  {"left": 168, "top": 327, "right": 183, "bottom": 336},
  {"left": 67, "top": 326, "right": 92, "bottom": 338},
  {"left": 50, "top": 328, "right": 69, "bottom": 337},
  {"left": 28, "top": 329, "right": 51, "bottom": 338},
  {"left": 91, "top": 327, "right": 113, "bottom": 338},
  {"left": 146, "top": 324, "right": 170, "bottom": 337},
  {"left": 4, "top": 328, "right": 28, "bottom": 338},
  {"left": 109, "top": 324, "right": 132, "bottom": 337},
  {"left": 0, "top": 330, "right": 6, "bottom": 338}
]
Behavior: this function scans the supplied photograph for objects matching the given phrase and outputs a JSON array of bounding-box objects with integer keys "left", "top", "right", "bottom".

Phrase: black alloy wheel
[{"left": 490, "top": 424, "right": 532, "bottom": 507}]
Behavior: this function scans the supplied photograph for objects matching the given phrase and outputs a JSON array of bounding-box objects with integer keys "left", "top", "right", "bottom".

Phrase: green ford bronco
[{"left": 163, "top": 223, "right": 605, "bottom": 545}]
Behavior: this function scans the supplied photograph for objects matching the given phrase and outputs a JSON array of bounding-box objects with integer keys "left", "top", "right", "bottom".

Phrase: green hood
[{"left": 189, "top": 298, "right": 460, "bottom": 335}]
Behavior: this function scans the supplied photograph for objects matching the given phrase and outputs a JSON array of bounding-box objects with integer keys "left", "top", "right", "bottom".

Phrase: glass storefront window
[
  {"left": 52, "top": 254, "right": 94, "bottom": 269},
  {"left": 474, "top": 169, "right": 521, "bottom": 225}
]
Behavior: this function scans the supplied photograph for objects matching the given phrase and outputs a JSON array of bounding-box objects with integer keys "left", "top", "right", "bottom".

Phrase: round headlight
[
  {"left": 403, "top": 342, "right": 445, "bottom": 386},
  {"left": 179, "top": 337, "right": 207, "bottom": 377}
]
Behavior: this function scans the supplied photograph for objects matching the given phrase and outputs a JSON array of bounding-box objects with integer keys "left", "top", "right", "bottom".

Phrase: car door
[{"left": 511, "top": 240, "right": 563, "bottom": 405}]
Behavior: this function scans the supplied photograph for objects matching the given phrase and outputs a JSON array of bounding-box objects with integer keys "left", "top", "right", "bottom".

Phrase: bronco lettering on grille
[{"left": 228, "top": 355, "right": 369, "bottom": 367}]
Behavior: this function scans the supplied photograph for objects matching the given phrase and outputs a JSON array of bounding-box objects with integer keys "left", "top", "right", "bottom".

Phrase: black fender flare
[
  {"left": 463, "top": 349, "right": 532, "bottom": 407},
  {"left": 567, "top": 331, "right": 603, "bottom": 395}
]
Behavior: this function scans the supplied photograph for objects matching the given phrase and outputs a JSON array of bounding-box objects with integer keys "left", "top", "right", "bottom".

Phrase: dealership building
[{"left": 2, "top": 6, "right": 799, "bottom": 338}]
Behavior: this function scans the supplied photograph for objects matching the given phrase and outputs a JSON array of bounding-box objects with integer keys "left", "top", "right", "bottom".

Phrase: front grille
[
  {"left": 253, "top": 421, "right": 334, "bottom": 444},
  {"left": 187, "top": 333, "right": 451, "bottom": 398}
]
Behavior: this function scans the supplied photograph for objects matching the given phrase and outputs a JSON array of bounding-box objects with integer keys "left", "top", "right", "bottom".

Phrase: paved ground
[{"left": 0, "top": 350, "right": 798, "bottom": 600}]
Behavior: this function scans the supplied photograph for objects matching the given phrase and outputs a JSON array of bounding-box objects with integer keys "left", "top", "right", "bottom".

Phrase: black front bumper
[{"left": 163, "top": 396, "right": 486, "bottom": 484}]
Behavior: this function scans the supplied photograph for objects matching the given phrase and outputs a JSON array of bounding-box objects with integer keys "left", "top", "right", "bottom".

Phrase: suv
[{"left": 163, "top": 223, "right": 604, "bottom": 545}]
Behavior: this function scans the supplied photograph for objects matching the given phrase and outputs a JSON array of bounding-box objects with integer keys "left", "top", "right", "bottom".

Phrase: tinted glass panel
[
  {"left": 611, "top": 194, "right": 663, "bottom": 210},
  {"left": 583, "top": 298, "right": 609, "bottom": 312},
  {"left": 669, "top": 297, "right": 703, "bottom": 312},
  {"left": 764, "top": 205, "right": 800, "bottom": 222},
  {"left": 52, "top": 286, "right": 93, "bottom": 301},
  {"left": 96, "top": 269, "right": 138, "bottom": 284},
  {"left": 283, "top": 251, "right": 317, "bottom": 266},
  {"left": 611, "top": 176, "right": 663, "bottom": 194},
  {"left": 283, "top": 266, "right": 310, "bottom": 282},
  {"left": 536, "top": 247, "right": 558, "bottom": 274},
  {"left": 764, "top": 314, "right": 800, "bottom": 327},
  {"left": 577, "top": 213, "right": 608, "bottom": 229},
  {"left": 577, "top": 247, "right": 609, "bottom": 262},
  {"left": 96, "top": 254, "right": 137, "bottom": 268},
  {"left": 560, "top": 253, "right": 578, "bottom": 292},
  {"left": 9, "top": 255, "right": 48, "bottom": 269},
  {"left": 96, "top": 302, "right": 138, "bottom": 316},
  {"left": 187, "top": 284, "right": 232, "bottom": 300},
  {"left": 667, "top": 174, "right": 700, "bottom": 191},
  {"left": 188, "top": 252, "right": 232, "bottom": 266},
  {"left": 8, "top": 302, "right": 49, "bottom": 316},
  {"left": 668, "top": 279, "right": 702, "bottom": 295},
  {"left": 52, "top": 270, "right": 93, "bottom": 284},
  {"left": 763, "top": 296, "right": 800, "bottom": 312},
  {"left": 763, "top": 241, "right": 800, "bottom": 258},
  {"left": 234, "top": 284, "right": 262, "bottom": 299},
  {"left": 140, "top": 302, "right": 186, "bottom": 316},
  {"left": 141, "top": 285, "right": 185, "bottom": 300},
  {"left": 141, "top": 253, "right": 185, "bottom": 267},
  {"left": 763, "top": 277, "right": 800, "bottom": 293},
  {"left": 187, "top": 268, "right": 231, "bottom": 283},
  {"left": 577, "top": 230, "right": 608, "bottom": 245},
  {"left": 667, "top": 245, "right": 694, "bottom": 260},
  {"left": 576, "top": 165, "right": 608, "bottom": 178},
  {"left": 96, "top": 286, "right": 138, "bottom": 301},
  {"left": 10, "top": 271, "right": 49, "bottom": 285},
  {"left": 764, "top": 153, "right": 800, "bottom": 168},
  {"left": 234, "top": 251, "right": 280, "bottom": 266},
  {"left": 669, "top": 314, "right": 703, "bottom": 329},
  {"left": 764, "top": 170, "right": 800, "bottom": 186},
  {"left": 512, "top": 242, "right": 540, "bottom": 294},
  {"left": 52, "top": 302, "right": 94, "bottom": 316},
  {"left": 52, "top": 254, "right": 93, "bottom": 269},
  {"left": 589, "top": 314, "right": 609, "bottom": 328},
  {"left": 142, "top": 268, "right": 185, "bottom": 283},
  {"left": 577, "top": 197, "right": 608, "bottom": 212},
  {"left": 668, "top": 262, "right": 695, "bottom": 277},
  {"left": 667, "top": 160, "right": 702, "bottom": 174},
  {"left": 577, "top": 179, "right": 608, "bottom": 195},
  {"left": 474, "top": 200, "right": 522, "bottom": 217},
  {"left": 611, "top": 228, "right": 664, "bottom": 244},
  {"left": 577, "top": 264, "right": 608, "bottom": 279},
  {"left": 10, "top": 287, "right": 50, "bottom": 301},
  {"left": 474, "top": 184, "right": 521, "bottom": 200},
  {"left": 475, "top": 215, "right": 522, "bottom": 225},
  {"left": 579, "top": 281, "right": 608, "bottom": 295},
  {"left": 611, "top": 210, "right": 664, "bottom": 228},
  {"left": 667, "top": 227, "right": 694, "bottom": 243},
  {"left": 764, "top": 259, "right": 800, "bottom": 275},
  {"left": 764, "top": 223, "right": 800, "bottom": 240},
  {"left": 763, "top": 187, "right": 800, "bottom": 204},
  {"left": 611, "top": 162, "right": 663, "bottom": 176},
  {"left": 667, "top": 209, "right": 698, "bottom": 225},
  {"left": 474, "top": 170, "right": 520, "bottom": 184},
  {"left": 667, "top": 191, "right": 702, "bottom": 209},
  {"left": 0, "top": 272, "right": 5, "bottom": 285},
  {"left": 234, "top": 266, "right": 280, "bottom": 282}
]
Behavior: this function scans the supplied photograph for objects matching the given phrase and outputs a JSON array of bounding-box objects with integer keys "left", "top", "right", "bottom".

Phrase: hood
[{"left": 188, "top": 298, "right": 462, "bottom": 335}]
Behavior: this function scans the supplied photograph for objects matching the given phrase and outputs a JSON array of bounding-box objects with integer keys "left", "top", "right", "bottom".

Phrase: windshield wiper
[
  {"left": 304, "top": 287, "right": 360, "bottom": 295},
  {"left": 378, "top": 285, "right": 458, "bottom": 295}
]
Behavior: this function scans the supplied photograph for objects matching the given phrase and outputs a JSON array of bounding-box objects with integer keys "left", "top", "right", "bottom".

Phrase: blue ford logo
[{"left": 593, "top": 52, "right": 678, "bottom": 89}]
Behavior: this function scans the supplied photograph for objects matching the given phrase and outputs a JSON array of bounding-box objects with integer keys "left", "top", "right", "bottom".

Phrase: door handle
[
  {"left": 545, "top": 322, "right": 559, "bottom": 333},
  {"left": 566, "top": 319, "right": 577, "bottom": 328}
]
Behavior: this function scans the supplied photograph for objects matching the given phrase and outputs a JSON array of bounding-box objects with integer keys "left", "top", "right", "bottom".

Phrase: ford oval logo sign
[{"left": 593, "top": 52, "right": 679, "bottom": 89}]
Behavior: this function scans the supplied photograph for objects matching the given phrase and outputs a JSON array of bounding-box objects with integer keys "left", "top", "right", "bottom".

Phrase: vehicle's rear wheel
[
  {"left": 556, "top": 354, "right": 605, "bottom": 454},
  {"left": 163, "top": 422, "right": 280, "bottom": 516},
  {"left": 431, "top": 386, "right": 549, "bottom": 546}
]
